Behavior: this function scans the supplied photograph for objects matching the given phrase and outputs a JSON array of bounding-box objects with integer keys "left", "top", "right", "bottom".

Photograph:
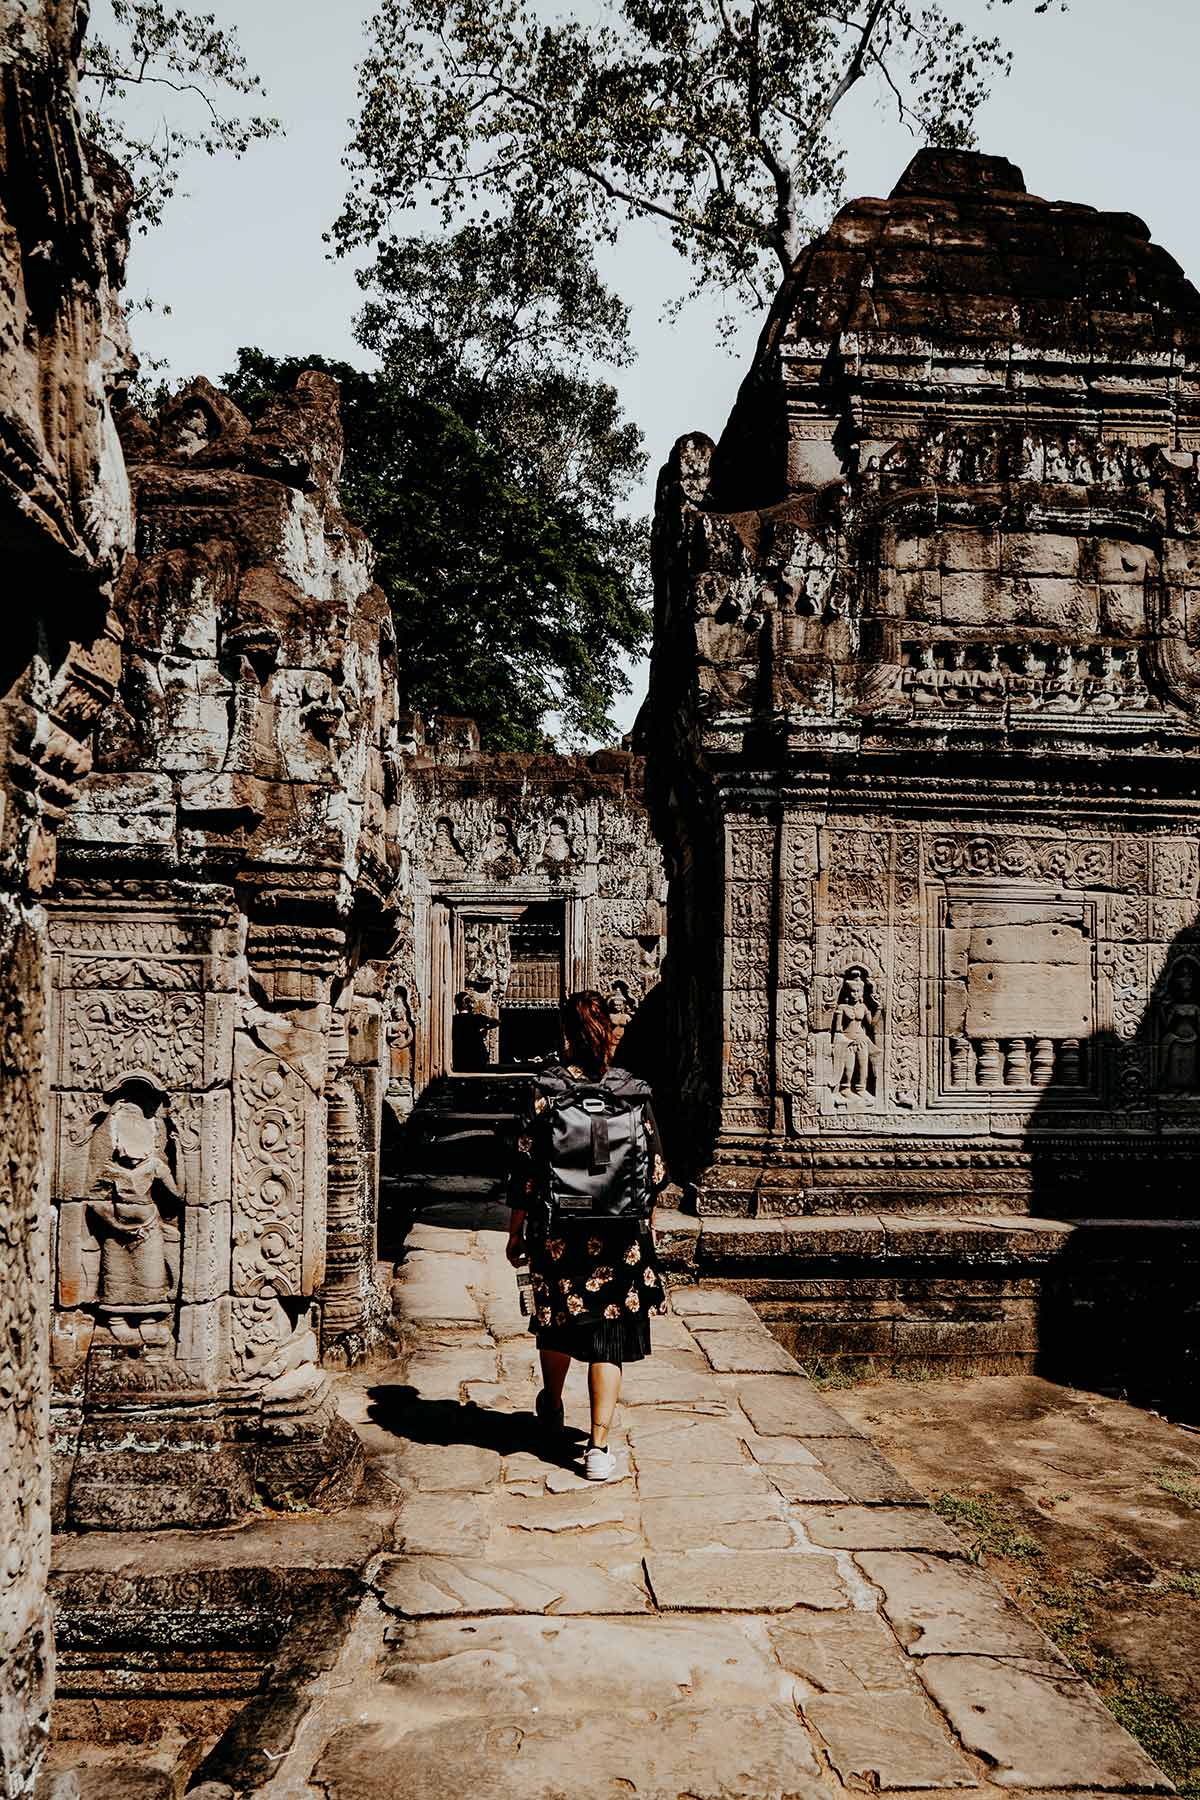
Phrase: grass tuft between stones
[
  {"left": 1153, "top": 1465, "right": 1200, "bottom": 1510},
  {"left": 1021, "top": 1572, "right": 1200, "bottom": 1797},
  {"left": 932, "top": 1490, "right": 1044, "bottom": 1563}
]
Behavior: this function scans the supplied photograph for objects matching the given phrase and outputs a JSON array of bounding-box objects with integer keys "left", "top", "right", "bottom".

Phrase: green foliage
[
  {"left": 81, "top": 1, "right": 280, "bottom": 232},
  {"left": 1024, "top": 1575, "right": 1200, "bottom": 1796},
  {"left": 222, "top": 350, "right": 650, "bottom": 751},
  {"left": 337, "top": 0, "right": 1058, "bottom": 323},
  {"left": 800, "top": 1356, "right": 870, "bottom": 1390},
  {"left": 1101, "top": 1662, "right": 1200, "bottom": 1800},
  {"left": 1153, "top": 1466, "right": 1200, "bottom": 1510},
  {"left": 1165, "top": 1569, "right": 1200, "bottom": 1598},
  {"left": 933, "top": 1490, "right": 1044, "bottom": 1563}
]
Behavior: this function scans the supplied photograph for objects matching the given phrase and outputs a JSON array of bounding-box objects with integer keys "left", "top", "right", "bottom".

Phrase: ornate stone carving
[
  {"left": 44, "top": 362, "right": 404, "bottom": 1533},
  {"left": 647, "top": 145, "right": 1200, "bottom": 1218},
  {"left": 1157, "top": 957, "right": 1200, "bottom": 1092},
  {"left": 828, "top": 967, "right": 882, "bottom": 1110},
  {"left": 82, "top": 1083, "right": 181, "bottom": 1349}
]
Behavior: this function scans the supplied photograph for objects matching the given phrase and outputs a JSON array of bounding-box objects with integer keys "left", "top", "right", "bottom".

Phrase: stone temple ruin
[
  {"left": 646, "top": 147, "right": 1200, "bottom": 1379},
  {"left": 1, "top": 7, "right": 1198, "bottom": 1793},
  {"left": 47, "top": 367, "right": 404, "bottom": 1527}
]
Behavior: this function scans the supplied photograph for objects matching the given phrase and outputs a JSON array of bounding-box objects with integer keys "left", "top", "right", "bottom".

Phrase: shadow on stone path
[{"left": 249, "top": 1203, "right": 1174, "bottom": 1800}]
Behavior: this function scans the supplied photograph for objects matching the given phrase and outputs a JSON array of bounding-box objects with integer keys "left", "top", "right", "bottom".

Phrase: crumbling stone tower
[
  {"left": 46, "top": 373, "right": 404, "bottom": 1527},
  {"left": 648, "top": 150, "right": 1200, "bottom": 1372}
]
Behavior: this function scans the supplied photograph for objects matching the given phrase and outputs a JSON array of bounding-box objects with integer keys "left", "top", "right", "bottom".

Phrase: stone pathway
[{"left": 254, "top": 1205, "right": 1172, "bottom": 1799}]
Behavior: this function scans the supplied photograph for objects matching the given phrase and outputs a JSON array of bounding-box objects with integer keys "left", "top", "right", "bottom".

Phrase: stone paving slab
[
  {"left": 768, "top": 1611, "right": 926, "bottom": 1695},
  {"left": 641, "top": 1493, "right": 793, "bottom": 1551},
  {"left": 918, "top": 1656, "right": 1173, "bottom": 1791},
  {"left": 645, "top": 1549, "right": 849, "bottom": 1612},
  {"left": 625, "top": 1413, "right": 753, "bottom": 1462},
  {"left": 373, "top": 1554, "right": 652, "bottom": 1617},
  {"left": 798, "top": 1505, "right": 964, "bottom": 1553},
  {"left": 738, "top": 1375, "right": 867, "bottom": 1439},
  {"left": 803, "top": 1690, "right": 981, "bottom": 1790},
  {"left": 767, "top": 1438, "right": 928, "bottom": 1504},
  {"left": 378, "top": 1614, "right": 795, "bottom": 1714},
  {"left": 311, "top": 1705, "right": 831, "bottom": 1800},
  {"left": 857, "top": 1551, "right": 1050, "bottom": 1657},
  {"left": 262, "top": 1227, "right": 1174, "bottom": 1800},
  {"left": 668, "top": 1285, "right": 760, "bottom": 1320},
  {"left": 692, "top": 1325, "right": 805, "bottom": 1373},
  {"left": 393, "top": 1493, "right": 492, "bottom": 1556},
  {"left": 634, "top": 1456, "right": 779, "bottom": 1499}
]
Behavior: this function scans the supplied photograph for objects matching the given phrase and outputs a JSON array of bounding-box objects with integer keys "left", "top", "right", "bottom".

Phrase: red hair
[{"left": 560, "top": 990, "right": 616, "bottom": 1080}]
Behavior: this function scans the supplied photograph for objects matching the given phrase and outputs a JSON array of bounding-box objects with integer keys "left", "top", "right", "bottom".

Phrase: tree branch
[{"left": 804, "top": 0, "right": 889, "bottom": 146}]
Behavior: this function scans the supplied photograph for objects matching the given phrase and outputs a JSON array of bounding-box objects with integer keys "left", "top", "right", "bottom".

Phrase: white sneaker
[{"left": 584, "top": 1444, "right": 617, "bottom": 1482}]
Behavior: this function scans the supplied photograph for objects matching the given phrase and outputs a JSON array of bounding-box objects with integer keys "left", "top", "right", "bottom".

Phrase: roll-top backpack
[{"left": 536, "top": 1064, "right": 655, "bottom": 1226}]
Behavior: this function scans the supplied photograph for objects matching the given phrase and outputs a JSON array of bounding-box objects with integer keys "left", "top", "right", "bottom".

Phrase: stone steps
[{"left": 658, "top": 1210, "right": 1200, "bottom": 1395}]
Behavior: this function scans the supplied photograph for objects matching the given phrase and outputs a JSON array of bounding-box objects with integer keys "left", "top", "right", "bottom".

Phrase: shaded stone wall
[
  {"left": 47, "top": 372, "right": 404, "bottom": 1525},
  {"left": 0, "top": 3, "right": 133, "bottom": 1789},
  {"left": 647, "top": 150, "right": 1200, "bottom": 1224},
  {"left": 386, "top": 717, "right": 666, "bottom": 1102}
]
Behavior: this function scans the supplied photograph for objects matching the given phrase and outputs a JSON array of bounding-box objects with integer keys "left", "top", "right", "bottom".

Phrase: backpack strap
[{"left": 589, "top": 1112, "right": 610, "bottom": 1173}]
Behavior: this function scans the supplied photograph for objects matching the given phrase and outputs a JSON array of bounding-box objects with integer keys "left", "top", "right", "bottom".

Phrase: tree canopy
[
  {"left": 336, "top": 0, "right": 1053, "bottom": 320},
  {"left": 222, "top": 350, "right": 651, "bottom": 753},
  {"left": 81, "top": 2, "right": 279, "bottom": 233}
]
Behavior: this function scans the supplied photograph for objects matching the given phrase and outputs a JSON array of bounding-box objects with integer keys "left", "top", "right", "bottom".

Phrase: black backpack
[{"left": 535, "top": 1064, "right": 655, "bottom": 1226}]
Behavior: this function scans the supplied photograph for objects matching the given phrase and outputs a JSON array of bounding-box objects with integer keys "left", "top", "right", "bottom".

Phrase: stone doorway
[{"left": 452, "top": 900, "right": 565, "bottom": 1069}]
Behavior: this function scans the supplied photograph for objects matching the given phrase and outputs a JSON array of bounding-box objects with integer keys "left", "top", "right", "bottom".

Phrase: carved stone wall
[
  {"left": 647, "top": 149, "right": 1200, "bottom": 1224},
  {"left": 390, "top": 719, "right": 666, "bottom": 1096},
  {"left": 0, "top": 4, "right": 133, "bottom": 1790},
  {"left": 47, "top": 371, "right": 403, "bottom": 1525}
]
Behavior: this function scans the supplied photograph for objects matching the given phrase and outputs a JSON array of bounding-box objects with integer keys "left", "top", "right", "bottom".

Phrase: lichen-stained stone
[
  {"left": 44, "top": 361, "right": 406, "bottom": 1530},
  {"left": 645, "top": 1549, "right": 847, "bottom": 1612},
  {"left": 1, "top": 5, "right": 134, "bottom": 1789},
  {"left": 802, "top": 1689, "right": 980, "bottom": 1790},
  {"left": 857, "top": 1550, "right": 1052, "bottom": 1656},
  {"left": 644, "top": 143, "right": 1200, "bottom": 1356},
  {"left": 312, "top": 1706, "right": 827, "bottom": 1800},
  {"left": 918, "top": 1654, "right": 1173, "bottom": 1791}
]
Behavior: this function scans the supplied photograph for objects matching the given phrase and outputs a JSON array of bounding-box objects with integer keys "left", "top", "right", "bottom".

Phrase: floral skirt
[{"left": 527, "top": 1218, "right": 666, "bottom": 1365}]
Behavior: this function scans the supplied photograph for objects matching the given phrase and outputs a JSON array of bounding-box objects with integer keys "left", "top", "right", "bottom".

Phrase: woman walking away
[{"left": 506, "top": 990, "right": 669, "bottom": 1481}]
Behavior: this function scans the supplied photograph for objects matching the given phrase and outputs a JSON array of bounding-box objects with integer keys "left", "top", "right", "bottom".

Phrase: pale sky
[{"left": 102, "top": 0, "right": 1200, "bottom": 736}]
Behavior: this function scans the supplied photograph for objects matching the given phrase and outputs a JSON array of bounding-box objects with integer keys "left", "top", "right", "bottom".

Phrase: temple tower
[{"left": 647, "top": 150, "right": 1200, "bottom": 1373}]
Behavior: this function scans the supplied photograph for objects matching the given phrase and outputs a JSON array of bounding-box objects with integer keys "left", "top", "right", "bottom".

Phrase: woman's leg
[
  {"left": 539, "top": 1346, "right": 571, "bottom": 1406},
  {"left": 588, "top": 1360, "right": 622, "bottom": 1447}
]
